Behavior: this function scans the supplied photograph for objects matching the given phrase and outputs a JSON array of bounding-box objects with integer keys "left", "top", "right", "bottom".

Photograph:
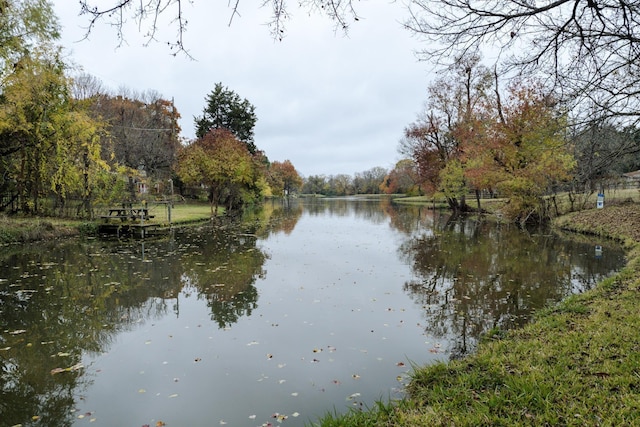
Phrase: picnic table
[{"left": 101, "top": 206, "right": 155, "bottom": 222}]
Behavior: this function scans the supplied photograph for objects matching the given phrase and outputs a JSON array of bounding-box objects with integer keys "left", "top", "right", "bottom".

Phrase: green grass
[{"left": 146, "top": 202, "right": 217, "bottom": 225}]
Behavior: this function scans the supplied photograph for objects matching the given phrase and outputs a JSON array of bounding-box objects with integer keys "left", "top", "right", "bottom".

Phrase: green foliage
[
  {"left": 194, "top": 82, "right": 258, "bottom": 154},
  {"left": 0, "top": 47, "right": 108, "bottom": 216},
  {"left": 0, "top": 0, "right": 60, "bottom": 67},
  {"left": 438, "top": 159, "right": 466, "bottom": 207}
]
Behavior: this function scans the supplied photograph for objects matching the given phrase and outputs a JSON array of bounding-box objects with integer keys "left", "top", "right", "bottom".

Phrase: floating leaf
[
  {"left": 50, "top": 363, "right": 83, "bottom": 375},
  {"left": 396, "top": 362, "right": 405, "bottom": 367},
  {"left": 156, "top": 422, "right": 166, "bottom": 427}
]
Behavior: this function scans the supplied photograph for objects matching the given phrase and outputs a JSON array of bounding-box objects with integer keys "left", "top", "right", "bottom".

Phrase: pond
[{"left": 0, "top": 198, "right": 626, "bottom": 426}]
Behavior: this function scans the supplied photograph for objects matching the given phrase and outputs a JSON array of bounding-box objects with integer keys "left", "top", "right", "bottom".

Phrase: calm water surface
[{"left": 0, "top": 198, "right": 626, "bottom": 426}]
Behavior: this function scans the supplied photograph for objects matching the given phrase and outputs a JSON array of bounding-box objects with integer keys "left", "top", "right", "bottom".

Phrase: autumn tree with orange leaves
[
  {"left": 401, "top": 56, "right": 574, "bottom": 223},
  {"left": 175, "top": 129, "right": 264, "bottom": 214},
  {"left": 268, "top": 160, "right": 303, "bottom": 198},
  {"left": 400, "top": 55, "right": 493, "bottom": 213}
]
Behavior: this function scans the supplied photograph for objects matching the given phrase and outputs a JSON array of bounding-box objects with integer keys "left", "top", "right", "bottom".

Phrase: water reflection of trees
[
  {"left": 0, "top": 203, "right": 302, "bottom": 427},
  {"left": 399, "top": 217, "right": 625, "bottom": 359},
  {"left": 301, "top": 197, "right": 391, "bottom": 224}
]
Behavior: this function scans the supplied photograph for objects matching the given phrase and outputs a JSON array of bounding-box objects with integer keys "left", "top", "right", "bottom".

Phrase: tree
[
  {"left": 268, "top": 160, "right": 303, "bottom": 197},
  {"left": 488, "top": 83, "right": 575, "bottom": 223},
  {"left": 76, "top": 0, "right": 361, "bottom": 54},
  {"left": 175, "top": 128, "right": 261, "bottom": 214},
  {"left": 0, "top": 47, "right": 107, "bottom": 215},
  {"left": 195, "top": 83, "right": 258, "bottom": 154},
  {"left": 405, "top": 0, "right": 640, "bottom": 126},
  {"left": 380, "top": 159, "right": 420, "bottom": 195},
  {"left": 354, "top": 166, "right": 387, "bottom": 194},
  {"left": 302, "top": 175, "right": 327, "bottom": 195},
  {"left": 0, "top": 0, "right": 60, "bottom": 68},
  {"left": 400, "top": 55, "right": 493, "bottom": 212},
  {"left": 82, "top": 87, "right": 182, "bottom": 198}
]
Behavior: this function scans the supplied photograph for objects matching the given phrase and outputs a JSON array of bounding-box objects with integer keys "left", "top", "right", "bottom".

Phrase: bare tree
[
  {"left": 404, "top": 0, "right": 640, "bottom": 124},
  {"left": 77, "top": 0, "right": 361, "bottom": 55}
]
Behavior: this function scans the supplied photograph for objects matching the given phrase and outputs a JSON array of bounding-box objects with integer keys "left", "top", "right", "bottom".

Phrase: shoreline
[{"left": 319, "top": 204, "right": 640, "bottom": 426}]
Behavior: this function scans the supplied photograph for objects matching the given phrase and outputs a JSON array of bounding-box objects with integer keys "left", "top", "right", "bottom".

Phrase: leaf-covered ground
[{"left": 555, "top": 202, "right": 640, "bottom": 244}]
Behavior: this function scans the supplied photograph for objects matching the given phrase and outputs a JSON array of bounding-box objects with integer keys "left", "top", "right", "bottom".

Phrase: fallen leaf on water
[
  {"left": 396, "top": 362, "right": 405, "bottom": 367},
  {"left": 271, "top": 413, "right": 288, "bottom": 422},
  {"left": 50, "top": 363, "right": 83, "bottom": 375},
  {"left": 156, "top": 421, "right": 166, "bottom": 427},
  {"left": 139, "top": 389, "right": 146, "bottom": 393}
]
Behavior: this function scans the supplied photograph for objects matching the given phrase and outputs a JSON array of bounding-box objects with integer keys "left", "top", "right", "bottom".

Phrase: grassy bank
[{"left": 317, "top": 204, "right": 640, "bottom": 426}]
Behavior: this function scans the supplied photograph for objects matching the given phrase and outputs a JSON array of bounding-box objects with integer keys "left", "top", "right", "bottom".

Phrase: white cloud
[{"left": 54, "top": 1, "right": 431, "bottom": 177}]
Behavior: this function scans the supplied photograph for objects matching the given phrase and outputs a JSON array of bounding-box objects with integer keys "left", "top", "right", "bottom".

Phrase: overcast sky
[{"left": 53, "top": 1, "right": 432, "bottom": 177}]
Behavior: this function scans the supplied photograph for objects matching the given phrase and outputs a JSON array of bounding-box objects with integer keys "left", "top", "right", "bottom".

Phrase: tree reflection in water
[
  {"left": 0, "top": 198, "right": 624, "bottom": 426},
  {"left": 0, "top": 201, "right": 302, "bottom": 427},
  {"left": 397, "top": 212, "right": 625, "bottom": 359}
]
